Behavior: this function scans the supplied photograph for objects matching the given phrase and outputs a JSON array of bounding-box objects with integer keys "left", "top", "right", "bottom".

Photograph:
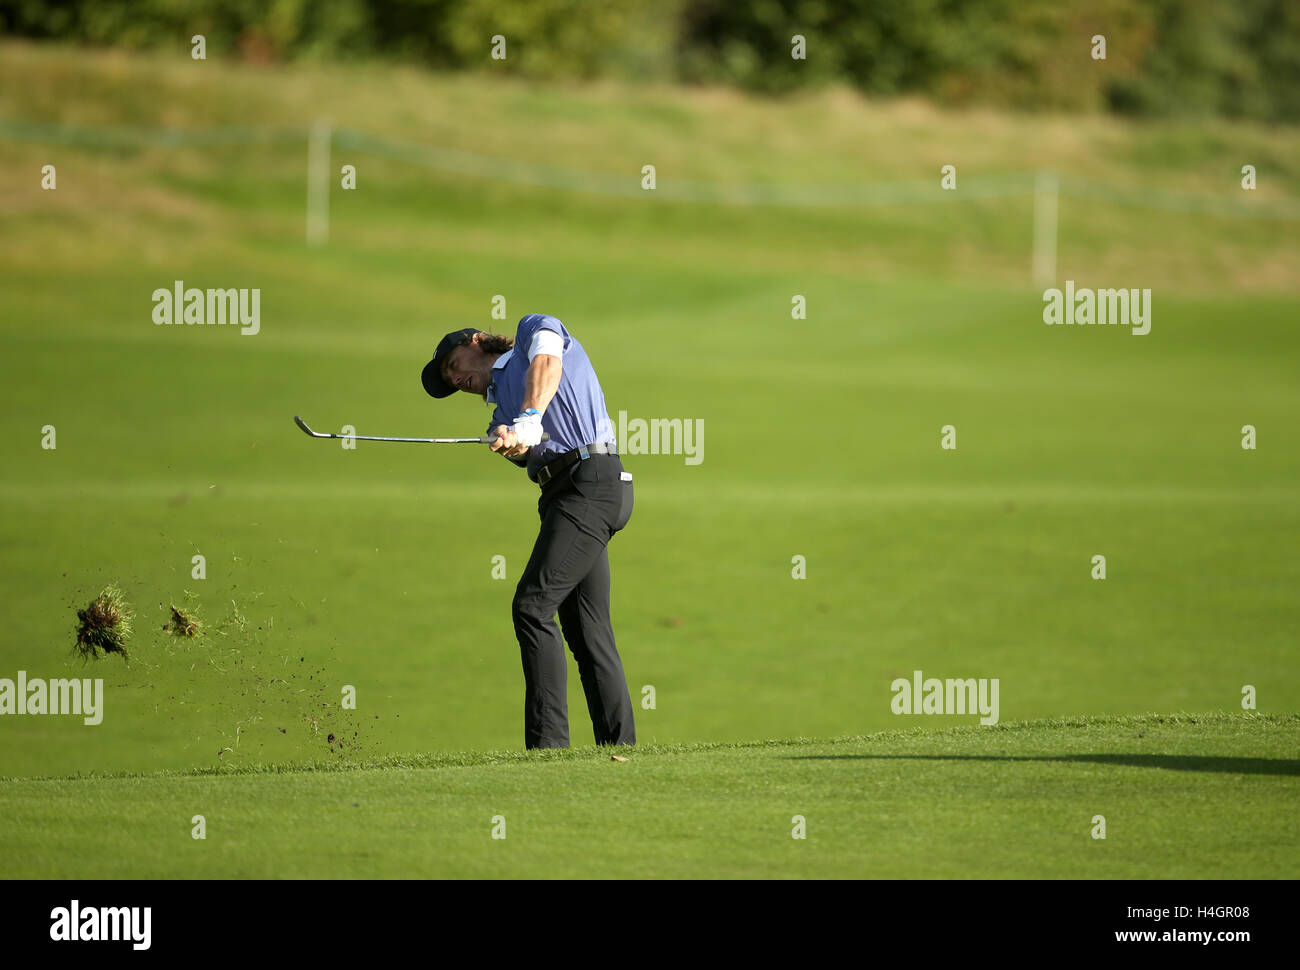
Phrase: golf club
[{"left": 294, "top": 415, "right": 549, "bottom": 444}]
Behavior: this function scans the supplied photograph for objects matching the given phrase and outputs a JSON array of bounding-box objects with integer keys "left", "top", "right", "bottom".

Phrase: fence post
[
  {"left": 1032, "top": 170, "right": 1058, "bottom": 287},
  {"left": 306, "top": 120, "right": 331, "bottom": 247}
]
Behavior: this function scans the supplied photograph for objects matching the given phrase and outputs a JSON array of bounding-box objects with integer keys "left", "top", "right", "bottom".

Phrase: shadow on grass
[{"left": 785, "top": 754, "right": 1300, "bottom": 776}]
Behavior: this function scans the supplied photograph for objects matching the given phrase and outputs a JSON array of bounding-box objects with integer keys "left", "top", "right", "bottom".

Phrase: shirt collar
[{"left": 486, "top": 348, "right": 514, "bottom": 404}]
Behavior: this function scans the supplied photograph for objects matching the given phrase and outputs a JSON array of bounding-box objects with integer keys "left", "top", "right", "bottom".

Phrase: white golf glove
[{"left": 511, "top": 409, "right": 544, "bottom": 448}]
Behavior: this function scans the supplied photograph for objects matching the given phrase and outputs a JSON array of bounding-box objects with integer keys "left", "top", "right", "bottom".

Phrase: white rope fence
[{"left": 5, "top": 119, "right": 1297, "bottom": 281}]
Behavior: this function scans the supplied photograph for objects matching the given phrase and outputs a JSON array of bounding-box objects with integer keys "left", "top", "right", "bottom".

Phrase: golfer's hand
[
  {"left": 511, "top": 410, "right": 544, "bottom": 447},
  {"left": 490, "top": 424, "right": 530, "bottom": 459}
]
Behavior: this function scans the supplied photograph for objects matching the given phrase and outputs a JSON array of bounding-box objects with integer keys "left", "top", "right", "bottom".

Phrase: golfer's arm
[{"left": 521, "top": 353, "right": 562, "bottom": 416}]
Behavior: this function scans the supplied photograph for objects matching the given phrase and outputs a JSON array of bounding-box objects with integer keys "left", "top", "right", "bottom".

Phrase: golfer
[{"left": 421, "top": 313, "right": 636, "bottom": 750}]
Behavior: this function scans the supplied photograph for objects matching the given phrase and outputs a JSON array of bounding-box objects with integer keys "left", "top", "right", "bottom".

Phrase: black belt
[{"left": 536, "top": 442, "right": 618, "bottom": 488}]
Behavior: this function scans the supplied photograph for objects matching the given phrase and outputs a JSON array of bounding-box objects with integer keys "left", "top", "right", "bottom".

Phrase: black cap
[{"left": 421, "top": 328, "right": 482, "bottom": 399}]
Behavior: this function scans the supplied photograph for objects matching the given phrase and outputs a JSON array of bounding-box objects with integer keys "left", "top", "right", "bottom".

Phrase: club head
[{"left": 294, "top": 415, "right": 325, "bottom": 437}]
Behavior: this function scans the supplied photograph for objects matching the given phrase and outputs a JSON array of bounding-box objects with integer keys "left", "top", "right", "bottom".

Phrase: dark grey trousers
[{"left": 512, "top": 453, "right": 636, "bottom": 749}]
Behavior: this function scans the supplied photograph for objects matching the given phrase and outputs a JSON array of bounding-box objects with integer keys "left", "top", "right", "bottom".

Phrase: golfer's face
[{"left": 443, "top": 343, "right": 482, "bottom": 395}]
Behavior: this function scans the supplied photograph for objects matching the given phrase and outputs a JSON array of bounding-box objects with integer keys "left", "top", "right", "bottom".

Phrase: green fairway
[
  {"left": 3, "top": 714, "right": 1295, "bottom": 878},
  {"left": 1, "top": 41, "right": 1297, "bottom": 878}
]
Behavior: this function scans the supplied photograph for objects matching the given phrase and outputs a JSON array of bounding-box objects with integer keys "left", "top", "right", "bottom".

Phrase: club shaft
[
  {"left": 294, "top": 416, "right": 547, "bottom": 444},
  {"left": 333, "top": 433, "right": 487, "bottom": 443}
]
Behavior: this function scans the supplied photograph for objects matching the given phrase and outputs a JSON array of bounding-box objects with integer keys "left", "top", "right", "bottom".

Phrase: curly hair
[
  {"left": 477, "top": 331, "right": 513, "bottom": 354},
  {"left": 445, "top": 330, "right": 513, "bottom": 354}
]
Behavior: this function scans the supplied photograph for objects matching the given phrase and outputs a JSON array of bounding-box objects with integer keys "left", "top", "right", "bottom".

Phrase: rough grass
[{"left": 2, "top": 39, "right": 1298, "bottom": 293}]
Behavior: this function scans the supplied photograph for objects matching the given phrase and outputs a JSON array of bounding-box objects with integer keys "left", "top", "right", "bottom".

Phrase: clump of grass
[
  {"left": 74, "top": 585, "right": 133, "bottom": 660},
  {"left": 162, "top": 590, "right": 203, "bottom": 638},
  {"left": 163, "top": 604, "right": 202, "bottom": 638}
]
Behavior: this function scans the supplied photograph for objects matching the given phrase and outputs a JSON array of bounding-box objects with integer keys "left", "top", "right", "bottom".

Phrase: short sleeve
[
  {"left": 528, "top": 329, "right": 564, "bottom": 361},
  {"left": 515, "top": 313, "right": 563, "bottom": 348}
]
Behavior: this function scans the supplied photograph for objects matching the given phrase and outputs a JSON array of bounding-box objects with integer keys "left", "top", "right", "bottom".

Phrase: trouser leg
[
  {"left": 512, "top": 494, "right": 610, "bottom": 749},
  {"left": 557, "top": 547, "right": 636, "bottom": 746}
]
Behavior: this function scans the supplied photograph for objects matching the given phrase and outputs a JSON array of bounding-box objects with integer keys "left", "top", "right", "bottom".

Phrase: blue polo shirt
[{"left": 486, "top": 314, "right": 617, "bottom": 481}]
